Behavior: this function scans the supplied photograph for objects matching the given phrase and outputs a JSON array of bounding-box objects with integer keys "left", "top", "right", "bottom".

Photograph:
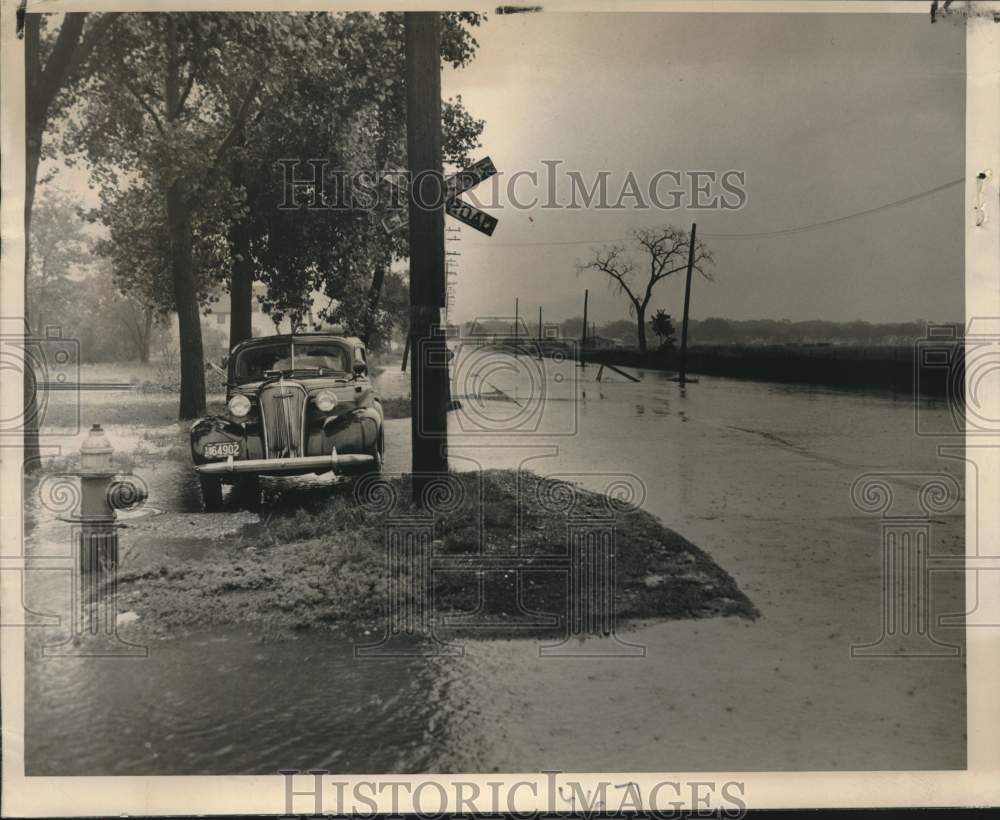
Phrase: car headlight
[
  {"left": 228, "top": 394, "right": 251, "bottom": 418},
  {"left": 314, "top": 389, "right": 338, "bottom": 412}
]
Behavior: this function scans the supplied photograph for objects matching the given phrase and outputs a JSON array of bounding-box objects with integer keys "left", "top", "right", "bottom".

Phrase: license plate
[{"left": 204, "top": 442, "right": 240, "bottom": 458}]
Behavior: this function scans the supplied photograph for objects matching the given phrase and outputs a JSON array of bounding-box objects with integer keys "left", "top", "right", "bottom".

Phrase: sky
[
  {"left": 41, "top": 10, "right": 966, "bottom": 329},
  {"left": 439, "top": 11, "right": 966, "bottom": 327}
]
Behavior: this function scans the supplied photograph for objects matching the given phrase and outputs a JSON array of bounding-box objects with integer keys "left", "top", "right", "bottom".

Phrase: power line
[
  {"left": 704, "top": 177, "right": 963, "bottom": 239},
  {"left": 463, "top": 177, "right": 964, "bottom": 248}
]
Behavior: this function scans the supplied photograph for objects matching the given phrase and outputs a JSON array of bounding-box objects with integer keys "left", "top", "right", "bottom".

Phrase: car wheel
[
  {"left": 234, "top": 475, "right": 262, "bottom": 507},
  {"left": 363, "top": 428, "right": 384, "bottom": 475},
  {"left": 199, "top": 475, "right": 223, "bottom": 512}
]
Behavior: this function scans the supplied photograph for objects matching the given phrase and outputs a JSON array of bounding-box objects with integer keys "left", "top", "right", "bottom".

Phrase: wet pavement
[{"left": 23, "top": 354, "right": 965, "bottom": 773}]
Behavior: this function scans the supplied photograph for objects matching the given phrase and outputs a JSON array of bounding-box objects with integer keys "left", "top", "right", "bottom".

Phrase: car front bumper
[{"left": 194, "top": 448, "right": 374, "bottom": 475}]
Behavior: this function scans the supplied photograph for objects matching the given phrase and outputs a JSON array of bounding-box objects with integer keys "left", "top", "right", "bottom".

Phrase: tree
[
  {"left": 578, "top": 225, "right": 713, "bottom": 352},
  {"left": 232, "top": 13, "right": 483, "bottom": 349},
  {"left": 23, "top": 13, "right": 119, "bottom": 271},
  {"left": 63, "top": 13, "right": 284, "bottom": 418},
  {"left": 692, "top": 317, "right": 735, "bottom": 343},
  {"left": 22, "top": 12, "right": 119, "bottom": 469},
  {"left": 77, "top": 261, "right": 173, "bottom": 364},
  {"left": 649, "top": 309, "right": 677, "bottom": 350},
  {"left": 598, "top": 318, "right": 638, "bottom": 347},
  {"left": 93, "top": 183, "right": 227, "bottom": 362},
  {"left": 26, "top": 188, "right": 94, "bottom": 334},
  {"left": 55, "top": 12, "right": 484, "bottom": 419},
  {"left": 28, "top": 236, "right": 170, "bottom": 365}
]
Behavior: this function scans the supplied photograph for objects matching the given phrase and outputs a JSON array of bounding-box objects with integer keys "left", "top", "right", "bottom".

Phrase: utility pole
[
  {"left": 678, "top": 222, "right": 697, "bottom": 385},
  {"left": 405, "top": 11, "right": 448, "bottom": 493},
  {"left": 514, "top": 297, "right": 519, "bottom": 338},
  {"left": 581, "top": 288, "right": 589, "bottom": 368}
]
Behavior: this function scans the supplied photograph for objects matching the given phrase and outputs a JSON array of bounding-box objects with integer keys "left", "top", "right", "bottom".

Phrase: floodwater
[{"left": 23, "top": 354, "right": 966, "bottom": 774}]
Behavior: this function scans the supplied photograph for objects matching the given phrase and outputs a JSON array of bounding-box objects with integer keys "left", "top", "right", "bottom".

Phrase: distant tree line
[
  {"left": 683, "top": 317, "right": 948, "bottom": 345},
  {"left": 462, "top": 315, "right": 954, "bottom": 348}
]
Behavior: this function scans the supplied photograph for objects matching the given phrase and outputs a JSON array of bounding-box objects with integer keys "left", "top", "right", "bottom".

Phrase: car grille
[{"left": 258, "top": 380, "right": 308, "bottom": 459}]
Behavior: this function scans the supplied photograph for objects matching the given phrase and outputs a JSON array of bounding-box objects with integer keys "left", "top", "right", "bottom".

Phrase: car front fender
[{"left": 190, "top": 415, "right": 254, "bottom": 465}]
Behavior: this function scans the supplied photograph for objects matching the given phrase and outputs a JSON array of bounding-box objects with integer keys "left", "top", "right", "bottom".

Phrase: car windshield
[{"left": 232, "top": 342, "right": 350, "bottom": 382}]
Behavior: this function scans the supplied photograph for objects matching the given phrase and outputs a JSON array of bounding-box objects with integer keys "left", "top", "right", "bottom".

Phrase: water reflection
[{"left": 26, "top": 630, "right": 495, "bottom": 775}]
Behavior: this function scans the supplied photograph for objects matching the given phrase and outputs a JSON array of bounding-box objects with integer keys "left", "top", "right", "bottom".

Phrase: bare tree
[{"left": 578, "top": 225, "right": 713, "bottom": 352}]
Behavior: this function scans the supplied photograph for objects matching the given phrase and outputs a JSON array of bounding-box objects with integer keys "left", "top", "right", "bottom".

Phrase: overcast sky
[{"left": 440, "top": 11, "right": 965, "bottom": 326}]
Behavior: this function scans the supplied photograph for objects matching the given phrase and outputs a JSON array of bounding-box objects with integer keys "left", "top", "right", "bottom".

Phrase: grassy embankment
[{"left": 111, "top": 470, "right": 756, "bottom": 639}]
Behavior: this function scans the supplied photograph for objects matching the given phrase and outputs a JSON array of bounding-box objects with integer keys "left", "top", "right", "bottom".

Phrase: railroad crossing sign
[
  {"left": 446, "top": 197, "right": 497, "bottom": 236},
  {"left": 382, "top": 156, "right": 499, "bottom": 236}
]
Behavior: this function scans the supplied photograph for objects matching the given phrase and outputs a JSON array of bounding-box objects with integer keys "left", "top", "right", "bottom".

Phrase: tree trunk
[
  {"left": 363, "top": 258, "right": 387, "bottom": 346},
  {"left": 22, "top": 119, "right": 43, "bottom": 472},
  {"left": 163, "top": 14, "right": 204, "bottom": 418},
  {"left": 166, "top": 183, "right": 206, "bottom": 419},
  {"left": 636, "top": 304, "right": 648, "bottom": 353},
  {"left": 227, "top": 148, "right": 254, "bottom": 350},
  {"left": 22, "top": 11, "right": 109, "bottom": 471},
  {"left": 23, "top": 17, "right": 46, "bottom": 473},
  {"left": 140, "top": 308, "right": 153, "bottom": 364},
  {"left": 228, "top": 219, "right": 254, "bottom": 349}
]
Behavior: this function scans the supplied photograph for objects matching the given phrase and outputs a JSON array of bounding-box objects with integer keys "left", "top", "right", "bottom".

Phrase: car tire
[
  {"left": 199, "top": 475, "right": 223, "bottom": 512},
  {"left": 234, "top": 475, "right": 261, "bottom": 508},
  {"left": 362, "top": 428, "right": 384, "bottom": 475}
]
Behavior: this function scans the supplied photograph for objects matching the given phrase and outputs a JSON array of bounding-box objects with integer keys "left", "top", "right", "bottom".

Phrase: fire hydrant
[{"left": 77, "top": 424, "right": 117, "bottom": 573}]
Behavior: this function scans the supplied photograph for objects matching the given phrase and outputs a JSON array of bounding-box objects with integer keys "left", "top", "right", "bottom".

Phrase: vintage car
[{"left": 190, "top": 331, "right": 384, "bottom": 510}]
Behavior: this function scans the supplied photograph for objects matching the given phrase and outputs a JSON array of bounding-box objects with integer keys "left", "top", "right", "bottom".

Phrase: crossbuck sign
[{"left": 382, "top": 156, "right": 498, "bottom": 236}]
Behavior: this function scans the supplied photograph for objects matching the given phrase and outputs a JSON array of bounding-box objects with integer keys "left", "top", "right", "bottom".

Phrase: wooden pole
[
  {"left": 678, "top": 222, "right": 697, "bottom": 385},
  {"left": 405, "top": 12, "right": 448, "bottom": 491},
  {"left": 514, "top": 297, "right": 519, "bottom": 338},
  {"left": 581, "top": 289, "right": 589, "bottom": 367}
]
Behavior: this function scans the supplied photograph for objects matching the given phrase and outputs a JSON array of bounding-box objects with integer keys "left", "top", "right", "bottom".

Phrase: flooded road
[{"left": 24, "top": 355, "right": 965, "bottom": 773}]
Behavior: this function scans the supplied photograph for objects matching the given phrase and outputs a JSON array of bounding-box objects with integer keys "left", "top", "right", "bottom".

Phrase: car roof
[{"left": 230, "top": 332, "right": 363, "bottom": 356}]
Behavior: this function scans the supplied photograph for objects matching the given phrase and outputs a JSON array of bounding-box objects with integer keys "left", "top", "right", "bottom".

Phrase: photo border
[{"left": 2, "top": 0, "right": 998, "bottom": 814}]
